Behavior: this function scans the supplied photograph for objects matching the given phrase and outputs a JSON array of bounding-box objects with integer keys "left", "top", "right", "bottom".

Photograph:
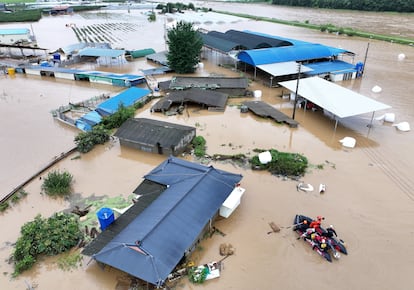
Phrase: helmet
[
  {"left": 303, "top": 220, "right": 308, "bottom": 224},
  {"left": 329, "top": 225, "right": 334, "bottom": 229},
  {"left": 321, "top": 243, "right": 327, "bottom": 249},
  {"left": 311, "top": 233, "right": 316, "bottom": 240},
  {"left": 322, "top": 239, "right": 326, "bottom": 243}
]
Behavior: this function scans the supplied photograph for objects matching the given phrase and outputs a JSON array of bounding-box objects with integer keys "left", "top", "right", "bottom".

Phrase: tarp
[
  {"left": 93, "top": 156, "right": 243, "bottom": 286},
  {"left": 96, "top": 87, "right": 151, "bottom": 116},
  {"left": 278, "top": 76, "right": 391, "bottom": 118}
]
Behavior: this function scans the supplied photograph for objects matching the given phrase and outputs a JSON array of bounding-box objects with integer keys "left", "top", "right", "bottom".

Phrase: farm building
[
  {"left": 0, "top": 28, "right": 33, "bottom": 45},
  {"left": 114, "top": 118, "right": 196, "bottom": 156},
  {"left": 83, "top": 156, "right": 243, "bottom": 287},
  {"left": 159, "top": 76, "right": 249, "bottom": 95},
  {"left": 151, "top": 88, "right": 229, "bottom": 113},
  {"left": 199, "top": 29, "right": 360, "bottom": 84}
]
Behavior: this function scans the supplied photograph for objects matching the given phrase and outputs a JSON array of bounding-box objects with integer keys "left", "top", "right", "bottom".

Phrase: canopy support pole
[
  {"left": 334, "top": 118, "right": 338, "bottom": 132},
  {"left": 368, "top": 111, "right": 375, "bottom": 128}
]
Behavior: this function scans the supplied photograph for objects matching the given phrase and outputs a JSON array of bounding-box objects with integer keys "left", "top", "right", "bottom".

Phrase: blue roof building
[{"left": 89, "top": 157, "right": 243, "bottom": 287}]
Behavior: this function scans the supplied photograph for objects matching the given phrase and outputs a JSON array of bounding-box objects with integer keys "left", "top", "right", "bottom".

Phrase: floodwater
[{"left": 1, "top": 2, "right": 414, "bottom": 290}]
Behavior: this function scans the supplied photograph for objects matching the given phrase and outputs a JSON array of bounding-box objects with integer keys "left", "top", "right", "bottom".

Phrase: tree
[{"left": 166, "top": 21, "right": 203, "bottom": 74}]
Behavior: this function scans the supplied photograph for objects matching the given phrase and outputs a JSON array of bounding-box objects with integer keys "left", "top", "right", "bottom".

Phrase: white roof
[
  {"left": 257, "top": 61, "right": 313, "bottom": 77},
  {"left": 279, "top": 76, "right": 391, "bottom": 118}
]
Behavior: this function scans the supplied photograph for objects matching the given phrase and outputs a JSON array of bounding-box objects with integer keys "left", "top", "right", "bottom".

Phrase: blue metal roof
[
  {"left": 237, "top": 44, "right": 349, "bottom": 66},
  {"left": 96, "top": 87, "right": 151, "bottom": 116},
  {"left": 0, "top": 28, "right": 30, "bottom": 35},
  {"left": 304, "top": 60, "right": 357, "bottom": 75},
  {"left": 75, "top": 111, "right": 102, "bottom": 131},
  {"left": 81, "top": 70, "right": 144, "bottom": 81},
  {"left": 93, "top": 156, "right": 243, "bottom": 286},
  {"left": 78, "top": 48, "right": 125, "bottom": 58}
]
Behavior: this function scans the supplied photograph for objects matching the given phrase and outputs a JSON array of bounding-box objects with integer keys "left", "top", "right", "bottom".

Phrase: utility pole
[
  {"left": 292, "top": 63, "right": 301, "bottom": 120},
  {"left": 362, "top": 42, "right": 370, "bottom": 76}
]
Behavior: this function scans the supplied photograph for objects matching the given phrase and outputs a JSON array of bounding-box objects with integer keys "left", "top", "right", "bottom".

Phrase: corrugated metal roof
[
  {"left": 62, "top": 42, "right": 111, "bottom": 55},
  {"left": 238, "top": 44, "right": 349, "bottom": 66},
  {"left": 257, "top": 61, "right": 313, "bottom": 77},
  {"left": 78, "top": 48, "right": 125, "bottom": 58},
  {"left": 114, "top": 118, "right": 195, "bottom": 148},
  {"left": 82, "top": 180, "right": 166, "bottom": 256},
  {"left": 0, "top": 28, "right": 30, "bottom": 35},
  {"left": 151, "top": 88, "right": 228, "bottom": 111},
  {"left": 304, "top": 60, "right": 357, "bottom": 75},
  {"left": 200, "top": 29, "right": 292, "bottom": 52},
  {"left": 92, "top": 156, "right": 243, "bottom": 286},
  {"left": 199, "top": 32, "right": 240, "bottom": 52},
  {"left": 279, "top": 76, "right": 391, "bottom": 118},
  {"left": 169, "top": 76, "right": 249, "bottom": 89},
  {"left": 80, "top": 70, "right": 145, "bottom": 81},
  {"left": 96, "top": 87, "right": 150, "bottom": 116}
]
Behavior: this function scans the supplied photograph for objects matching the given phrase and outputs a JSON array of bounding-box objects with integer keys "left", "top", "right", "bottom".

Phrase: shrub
[
  {"left": 101, "top": 104, "right": 135, "bottom": 130},
  {"left": 41, "top": 170, "right": 73, "bottom": 197},
  {"left": 251, "top": 149, "right": 308, "bottom": 177},
  {"left": 0, "top": 202, "right": 9, "bottom": 212},
  {"left": 13, "top": 213, "right": 83, "bottom": 276},
  {"left": 192, "top": 136, "right": 206, "bottom": 157},
  {"left": 74, "top": 125, "right": 110, "bottom": 153}
]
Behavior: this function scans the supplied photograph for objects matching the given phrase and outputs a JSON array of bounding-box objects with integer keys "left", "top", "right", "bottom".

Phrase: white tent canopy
[
  {"left": 257, "top": 61, "right": 313, "bottom": 77},
  {"left": 279, "top": 76, "right": 391, "bottom": 119}
]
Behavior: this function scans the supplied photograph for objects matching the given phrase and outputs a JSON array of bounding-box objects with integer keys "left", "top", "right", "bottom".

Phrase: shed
[
  {"left": 0, "top": 28, "right": 32, "bottom": 45},
  {"left": 278, "top": 76, "right": 391, "bottom": 128},
  {"left": 151, "top": 88, "right": 229, "bottom": 112},
  {"left": 96, "top": 87, "right": 151, "bottom": 116},
  {"left": 89, "top": 156, "right": 243, "bottom": 287},
  {"left": 125, "top": 48, "right": 156, "bottom": 59},
  {"left": 114, "top": 118, "right": 196, "bottom": 156}
]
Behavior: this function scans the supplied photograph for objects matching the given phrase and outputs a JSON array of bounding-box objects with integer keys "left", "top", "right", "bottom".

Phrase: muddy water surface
[{"left": 1, "top": 4, "right": 414, "bottom": 290}]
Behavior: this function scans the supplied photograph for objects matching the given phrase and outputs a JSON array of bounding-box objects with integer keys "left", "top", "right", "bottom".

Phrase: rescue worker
[
  {"left": 309, "top": 215, "right": 324, "bottom": 229},
  {"left": 325, "top": 225, "right": 338, "bottom": 238}
]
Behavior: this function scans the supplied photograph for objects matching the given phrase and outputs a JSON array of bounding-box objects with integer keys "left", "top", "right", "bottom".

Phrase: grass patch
[{"left": 56, "top": 251, "right": 83, "bottom": 271}]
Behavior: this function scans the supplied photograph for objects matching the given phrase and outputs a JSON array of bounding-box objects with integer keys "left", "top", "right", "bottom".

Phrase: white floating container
[
  {"left": 398, "top": 53, "right": 406, "bottom": 61},
  {"left": 393, "top": 122, "right": 410, "bottom": 132},
  {"left": 339, "top": 137, "right": 356, "bottom": 148},
  {"left": 376, "top": 113, "right": 395, "bottom": 123},
  {"left": 219, "top": 186, "right": 246, "bottom": 218},
  {"left": 258, "top": 151, "right": 272, "bottom": 164},
  {"left": 253, "top": 90, "right": 262, "bottom": 98},
  {"left": 371, "top": 85, "right": 382, "bottom": 93}
]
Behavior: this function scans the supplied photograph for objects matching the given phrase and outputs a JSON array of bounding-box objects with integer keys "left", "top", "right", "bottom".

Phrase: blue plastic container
[{"left": 97, "top": 207, "right": 115, "bottom": 231}]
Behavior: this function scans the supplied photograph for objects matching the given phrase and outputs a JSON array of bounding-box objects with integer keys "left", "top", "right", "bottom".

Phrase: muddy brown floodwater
[{"left": 1, "top": 3, "right": 414, "bottom": 290}]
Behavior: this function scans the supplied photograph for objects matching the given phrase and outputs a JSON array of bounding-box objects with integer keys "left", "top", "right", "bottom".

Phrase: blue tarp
[
  {"left": 96, "top": 87, "right": 151, "bottom": 116},
  {"left": 93, "top": 156, "right": 243, "bottom": 286},
  {"left": 237, "top": 44, "right": 350, "bottom": 66}
]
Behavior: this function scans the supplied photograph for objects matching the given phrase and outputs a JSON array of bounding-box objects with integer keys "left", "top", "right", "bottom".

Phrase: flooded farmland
[{"left": 0, "top": 2, "right": 414, "bottom": 290}]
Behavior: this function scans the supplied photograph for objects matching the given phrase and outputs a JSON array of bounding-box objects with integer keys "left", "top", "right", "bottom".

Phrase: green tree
[{"left": 166, "top": 21, "right": 203, "bottom": 74}]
